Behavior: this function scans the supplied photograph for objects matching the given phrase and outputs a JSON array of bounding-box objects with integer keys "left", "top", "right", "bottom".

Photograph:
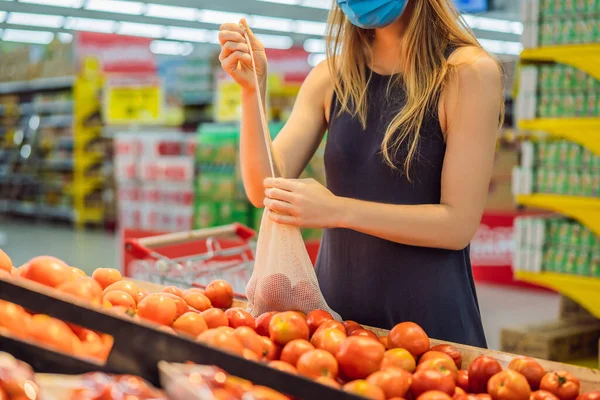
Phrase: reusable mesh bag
[{"left": 243, "top": 28, "right": 341, "bottom": 320}]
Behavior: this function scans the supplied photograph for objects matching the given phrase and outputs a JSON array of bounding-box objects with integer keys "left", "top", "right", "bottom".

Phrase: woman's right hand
[{"left": 218, "top": 19, "right": 268, "bottom": 92}]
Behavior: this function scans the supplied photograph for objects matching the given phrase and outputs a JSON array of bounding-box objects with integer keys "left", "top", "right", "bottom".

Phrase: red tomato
[
  {"left": 297, "top": 349, "right": 339, "bottom": 380},
  {"left": 261, "top": 336, "right": 281, "bottom": 361},
  {"left": 418, "top": 358, "right": 458, "bottom": 380},
  {"left": 311, "top": 327, "right": 346, "bottom": 356},
  {"left": 367, "top": 367, "right": 413, "bottom": 399},
  {"left": 204, "top": 279, "right": 234, "bottom": 308},
  {"left": 509, "top": 358, "right": 545, "bottom": 391},
  {"left": 540, "top": 372, "right": 580, "bottom": 400},
  {"left": 151, "top": 292, "right": 187, "bottom": 319},
  {"left": 249, "top": 385, "right": 289, "bottom": 400},
  {"left": 455, "top": 387, "right": 467, "bottom": 398},
  {"left": 343, "top": 380, "right": 386, "bottom": 400},
  {"left": 57, "top": 278, "right": 103, "bottom": 305},
  {"left": 411, "top": 368, "right": 456, "bottom": 397},
  {"left": 137, "top": 294, "right": 177, "bottom": 326},
  {"left": 381, "top": 348, "right": 417, "bottom": 372},
  {"left": 200, "top": 308, "right": 229, "bottom": 329},
  {"left": 379, "top": 335, "right": 389, "bottom": 349},
  {"left": 23, "top": 256, "right": 71, "bottom": 288},
  {"left": 92, "top": 268, "right": 122, "bottom": 290},
  {"left": 103, "top": 281, "right": 140, "bottom": 305},
  {"left": 225, "top": 308, "right": 255, "bottom": 329},
  {"left": 172, "top": 312, "right": 208, "bottom": 337},
  {"left": 267, "top": 360, "right": 298, "bottom": 375},
  {"left": 488, "top": 370, "right": 532, "bottom": 400},
  {"left": 457, "top": 370, "right": 470, "bottom": 392},
  {"left": 183, "top": 292, "right": 212, "bottom": 312},
  {"left": 388, "top": 322, "right": 430, "bottom": 358},
  {"left": 431, "top": 344, "right": 463, "bottom": 370},
  {"left": 0, "top": 300, "right": 30, "bottom": 338},
  {"left": 234, "top": 327, "right": 265, "bottom": 358},
  {"left": 533, "top": 391, "right": 561, "bottom": 400},
  {"left": 344, "top": 321, "right": 364, "bottom": 336},
  {"left": 577, "top": 393, "right": 600, "bottom": 400},
  {"left": 0, "top": 250, "right": 12, "bottom": 274},
  {"left": 419, "top": 391, "right": 454, "bottom": 400},
  {"left": 306, "top": 309, "right": 334, "bottom": 336},
  {"left": 103, "top": 290, "right": 136, "bottom": 310},
  {"left": 255, "top": 311, "right": 277, "bottom": 337},
  {"left": 336, "top": 336, "right": 386, "bottom": 380},
  {"left": 197, "top": 328, "right": 244, "bottom": 356},
  {"left": 280, "top": 339, "right": 314, "bottom": 367},
  {"left": 350, "top": 329, "right": 379, "bottom": 341},
  {"left": 162, "top": 286, "right": 184, "bottom": 298},
  {"left": 269, "top": 311, "right": 309, "bottom": 346},
  {"left": 316, "top": 376, "right": 341, "bottom": 389},
  {"left": 468, "top": 355, "right": 503, "bottom": 394},
  {"left": 314, "top": 320, "right": 346, "bottom": 336}
]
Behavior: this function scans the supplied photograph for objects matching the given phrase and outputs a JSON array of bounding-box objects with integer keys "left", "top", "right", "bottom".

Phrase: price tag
[{"left": 104, "top": 75, "right": 164, "bottom": 125}]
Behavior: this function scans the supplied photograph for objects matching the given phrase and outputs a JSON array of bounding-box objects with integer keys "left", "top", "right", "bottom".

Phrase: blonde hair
[{"left": 326, "top": 0, "right": 504, "bottom": 178}]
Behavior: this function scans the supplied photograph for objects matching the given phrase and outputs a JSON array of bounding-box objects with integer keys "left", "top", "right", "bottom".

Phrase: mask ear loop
[{"left": 242, "top": 26, "right": 276, "bottom": 178}]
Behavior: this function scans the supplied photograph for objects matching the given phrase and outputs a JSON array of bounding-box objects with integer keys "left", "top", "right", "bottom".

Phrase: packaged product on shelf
[
  {"left": 576, "top": 252, "right": 590, "bottom": 276},
  {"left": 590, "top": 251, "right": 600, "bottom": 276}
]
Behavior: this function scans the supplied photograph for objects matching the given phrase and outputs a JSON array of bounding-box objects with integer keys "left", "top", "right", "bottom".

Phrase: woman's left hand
[{"left": 263, "top": 177, "right": 343, "bottom": 228}]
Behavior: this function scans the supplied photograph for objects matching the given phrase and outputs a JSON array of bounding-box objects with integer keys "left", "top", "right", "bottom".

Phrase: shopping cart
[{"left": 124, "top": 224, "right": 256, "bottom": 296}]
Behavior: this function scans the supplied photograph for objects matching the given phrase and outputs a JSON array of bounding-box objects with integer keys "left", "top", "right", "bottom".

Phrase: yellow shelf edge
[
  {"left": 521, "top": 45, "right": 600, "bottom": 81},
  {"left": 516, "top": 271, "right": 600, "bottom": 319},
  {"left": 517, "top": 194, "right": 600, "bottom": 236},
  {"left": 518, "top": 118, "right": 600, "bottom": 155}
]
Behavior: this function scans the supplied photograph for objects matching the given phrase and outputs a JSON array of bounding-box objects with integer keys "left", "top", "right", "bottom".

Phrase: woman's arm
[{"left": 264, "top": 50, "right": 502, "bottom": 251}]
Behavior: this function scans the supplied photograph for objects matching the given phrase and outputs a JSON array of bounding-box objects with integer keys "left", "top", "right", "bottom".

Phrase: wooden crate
[{"left": 560, "top": 296, "right": 597, "bottom": 321}]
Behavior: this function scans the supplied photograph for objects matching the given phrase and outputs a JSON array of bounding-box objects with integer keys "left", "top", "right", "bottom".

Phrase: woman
[{"left": 218, "top": 0, "right": 503, "bottom": 347}]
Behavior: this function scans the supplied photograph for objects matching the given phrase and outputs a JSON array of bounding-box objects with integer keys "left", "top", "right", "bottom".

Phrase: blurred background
[{"left": 0, "top": 0, "right": 598, "bottom": 363}]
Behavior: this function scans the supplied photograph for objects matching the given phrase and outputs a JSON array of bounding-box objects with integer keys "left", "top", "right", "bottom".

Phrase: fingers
[
  {"left": 263, "top": 198, "right": 295, "bottom": 215},
  {"left": 218, "top": 30, "right": 246, "bottom": 47},
  {"left": 265, "top": 187, "right": 295, "bottom": 203},
  {"left": 220, "top": 51, "right": 252, "bottom": 73},
  {"left": 220, "top": 23, "right": 245, "bottom": 36},
  {"left": 266, "top": 210, "right": 298, "bottom": 226},
  {"left": 240, "top": 18, "right": 264, "bottom": 50},
  {"left": 264, "top": 177, "right": 298, "bottom": 191},
  {"left": 218, "top": 41, "right": 249, "bottom": 62}
]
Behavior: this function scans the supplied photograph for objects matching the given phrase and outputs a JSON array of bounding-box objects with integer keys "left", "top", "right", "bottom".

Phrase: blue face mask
[{"left": 336, "top": 0, "right": 408, "bottom": 29}]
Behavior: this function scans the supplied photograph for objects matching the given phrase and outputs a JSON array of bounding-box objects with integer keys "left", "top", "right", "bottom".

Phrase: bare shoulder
[
  {"left": 446, "top": 46, "right": 502, "bottom": 89},
  {"left": 304, "top": 59, "right": 335, "bottom": 121}
]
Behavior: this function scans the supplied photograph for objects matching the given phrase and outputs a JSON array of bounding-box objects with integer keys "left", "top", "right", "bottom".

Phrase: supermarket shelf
[
  {"left": 518, "top": 118, "right": 600, "bottom": 155},
  {"left": 517, "top": 194, "right": 600, "bottom": 236},
  {"left": 0, "top": 76, "right": 74, "bottom": 95},
  {"left": 515, "top": 271, "right": 600, "bottom": 318},
  {"left": 65, "top": 176, "right": 104, "bottom": 196},
  {"left": 77, "top": 207, "right": 104, "bottom": 224},
  {"left": 521, "top": 45, "right": 600, "bottom": 80},
  {"left": 20, "top": 100, "right": 73, "bottom": 115}
]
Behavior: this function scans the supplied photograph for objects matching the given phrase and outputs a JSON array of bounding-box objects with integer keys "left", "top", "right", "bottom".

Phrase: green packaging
[
  {"left": 582, "top": 147, "right": 594, "bottom": 169},
  {"left": 558, "top": 141, "right": 570, "bottom": 166},
  {"left": 568, "top": 172, "right": 581, "bottom": 196},
  {"left": 539, "top": 65, "right": 553, "bottom": 90},
  {"left": 576, "top": 253, "right": 590, "bottom": 276},
  {"left": 562, "top": 94, "right": 575, "bottom": 117},
  {"left": 590, "top": 252, "right": 600, "bottom": 277},
  {"left": 218, "top": 201, "right": 250, "bottom": 226},
  {"left": 543, "top": 248, "right": 555, "bottom": 272},
  {"left": 546, "top": 170, "right": 557, "bottom": 194},
  {"left": 558, "top": 221, "right": 572, "bottom": 245},
  {"left": 554, "top": 247, "right": 567, "bottom": 272},
  {"left": 580, "top": 226, "right": 595, "bottom": 248},
  {"left": 570, "top": 222, "right": 582, "bottom": 246},
  {"left": 536, "top": 169, "right": 547, "bottom": 193},
  {"left": 539, "top": 22, "right": 552, "bottom": 46},
  {"left": 564, "top": 249, "right": 577, "bottom": 274},
  {"left": 194, "top": 202, "right": 219, "bottom": 229},
  {"left": 568, "top": 142, "right": 582, "bottom": 169},
  {"left": 586, "top": 93, "right": 597, "bottom": 117},
  {"left": 538, "top": 93, "right": 551, "bottom": 118},
  {"left": 574, "top": 93, "right": 586, "bottom": 117},
  {"left": 549, "top": 94, "right": 561, "bottom": 117}
]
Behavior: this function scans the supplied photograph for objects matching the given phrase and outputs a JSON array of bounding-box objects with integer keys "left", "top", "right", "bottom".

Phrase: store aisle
[{"left": 0, "top": 219, "right": 559, "bottom": 350}]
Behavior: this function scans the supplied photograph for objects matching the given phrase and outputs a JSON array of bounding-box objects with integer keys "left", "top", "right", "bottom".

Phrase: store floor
[{"left": 0, "top": 218, "right": 560, "bottom": 350}]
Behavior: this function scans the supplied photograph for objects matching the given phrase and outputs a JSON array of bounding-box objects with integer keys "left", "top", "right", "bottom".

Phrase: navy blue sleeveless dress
[{"left": 315, "top": 62, "right": 488, "bottom": 348}]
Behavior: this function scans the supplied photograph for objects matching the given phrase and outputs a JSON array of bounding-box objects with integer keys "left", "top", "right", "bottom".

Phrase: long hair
[{"left": 326, "top": 0, "right": 504, "bottom": 179}]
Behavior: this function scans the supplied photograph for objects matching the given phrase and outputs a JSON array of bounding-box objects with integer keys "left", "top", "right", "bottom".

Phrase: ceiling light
[
  {"left": 478, "top": 39, "right": 522, "bottom": 55},
  {"left": 462, "top": 14, "right": 523, "bottom": 35},
  {"left": 64, "top": 17, "right": 116, "bottom": 33},
  {"left": 308, "top": 53, "right": 326, "bottom": 67},
  {"left": 2, "top": 28, "right": 54, "bottom": 44},
  {"left": 19, "top": 0, "right": 83, "bottom": 8},
  {"left": 85, "top": 0, "right": 145, "bottom": 15},
  {"left": 197, "top": 10, "right": 246, "bottom": 25},
  {"left": 57, "top": 32, "right": 73, "bottom": 43},
  {"left": 150, "top": 40, "right": 193, "bottom": 56},
  {"left": 166, "top": 26, "right": 208, "bottom": 42},
  {"left": 295, "top": 20, "right": 326, "bottom": 35},
  {"left": 250, "top": 15, "right": 294, "bottom": 32},
  {"left": 304, "top": 38, "right": 325, "bottom": 53},
  {"left": 145, "top": 3, "right": 198, "bottom": 21},
  {"left": 255, "top": 33, "right": 293, "bottom": 49},
  {"left": 301, "top": 0, "right": 332, "bottom": 9},
  {"left": 7, "top": 12, "right": 64, "bottom": 28},
  {"left": 118, "top": 21, "right": 165, "bottom": 38}
]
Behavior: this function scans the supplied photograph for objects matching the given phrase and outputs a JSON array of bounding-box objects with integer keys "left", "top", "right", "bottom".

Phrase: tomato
[
  {"left": 182, "top": 291, "right": 212, "bottom": 312},
  {"left": 529, "top": 390, "right": 564, "bottom": 400},
  {"left": 57, "top": 277, "right": 103, "bottom": 305},
  {"left": 280, "top": 339, "right": 315, "bottom": 367},
  {"left": 488, "top": 370, "right": 532, "bottom": 400},
  {"left": 29, "top": 315, "right": 81, "bottom": 354},
  {"left": 540, "top": 372, "right": 580, "bottom": 400},
  {"left": 418, "top": 358, "right": 458, "bottom": 380},
  {"left": 577, "top": 392, "right": 600, "bottom": 400},
  {"left": 350, "top": 329, "right": 379, "bottom": 341},
  {"left": 204, "top": 280, "right": 234, "bottom": 308},
  {"left": 311, "top": 327, "right": 346, "bottom": 356},
  {"left": 0, "top": 300, "right": 30, "bottom": 338},
  {"left": 80, "top": 329, "right": 110, "bottom": 361},
  {"left": 468, "top": 355, "right": 503, "bottom": 394},
  {"left": 225, "top": 308, "right": 255, "bottom": 329},
  {"left": 379, "top": 335, "right": 389, "bottom": 349},
  {"left": 296, "top": 349, "right": 339, "bottom": 379},
  {"left": 197, "top": 328, "right": 244, "bottom": 356},
  {"left": 367, "top": 367, "right": 413, "bottom": 399},
  {"left": 455, "top": 387, "right": 467, "bottom": 398},
  {"left": 71, "top": 267, "right": 87, "bottom": 279},
  {"left": 23, "top": 256, "right": 71, "bottom": 288},
  {"left": 0, "top": 250, "right": 12, "bottom": 274},
  {"left": 103, "top": 290, "right": 136, "bottom": 310},
  {"left": 509, "top": 358, "right": 545, "bottom": 391},
  {"left": 249, "top": 385, "right": 289, "bottom": 400},
  {"left": 137, "top": 294, "right": 177, "bottom": 326},
  {"left": 314, "top": 320, "right": 346, "bottom": 336},
  {"left": 201, "top": 308, "right": 229, "bottom": 329},
  {"left": 162, "top": 286, "right": 184, "bottom": 298},
  {"left": 418, "top": 391, "right": 454, "bottom": 400},
  {"left": 411, "top": 368, "right": 456, "bottom": 397},
  {"left": 336, "top": 336, "right": 386, "bottom": 380},
  {"left": 389, "top": 322, "right": 430, "bottom": 358},
  {"left": 256, "top": 311, "right": 277, "bottom": 337},
  {"left": 234, "top": 326, "right": 265, "bottom": 357},
  {"left": 317, "top": 376, "right": 342, "bottom": 389},
  {"left": 431, "top": 344, "right": 463, "bottom": 370},
  {"left": 138, "top": 288, "right": 150, "bottom": 302},
  {"left": 156, "top": 293, "right": 187, "bottom": 319},
  {"left": 343, "top": 380, "right": 386, "bottom": 400},
  {"left": 261, "top": 336, "right": 281, "bottom": 361},
  {"left": 269, "top": 311, "right": 309, "bottom": 346},
  {"left": 344, "top": 320, "right": 364, "bottom": 335},
  {"left": 91, "top": 268, "right": 122, "bottom": 290},
  {"left": 457, "top": 370, "right": 469, "bottom": 392},
  {"left": 172, "top": 312, "right": 208, "bottom": 337},
  {"left": 381, "top": 348, "right": 417, "bottom": 372},
  {"left": 267, "top": 360, "right": 298, "bottom": 375},
  {"left": 306, "top": 310, "right": 334, "bottom": 336},
  {"left": 103, "top": 281, "right": 140, "bottom": 305}
]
